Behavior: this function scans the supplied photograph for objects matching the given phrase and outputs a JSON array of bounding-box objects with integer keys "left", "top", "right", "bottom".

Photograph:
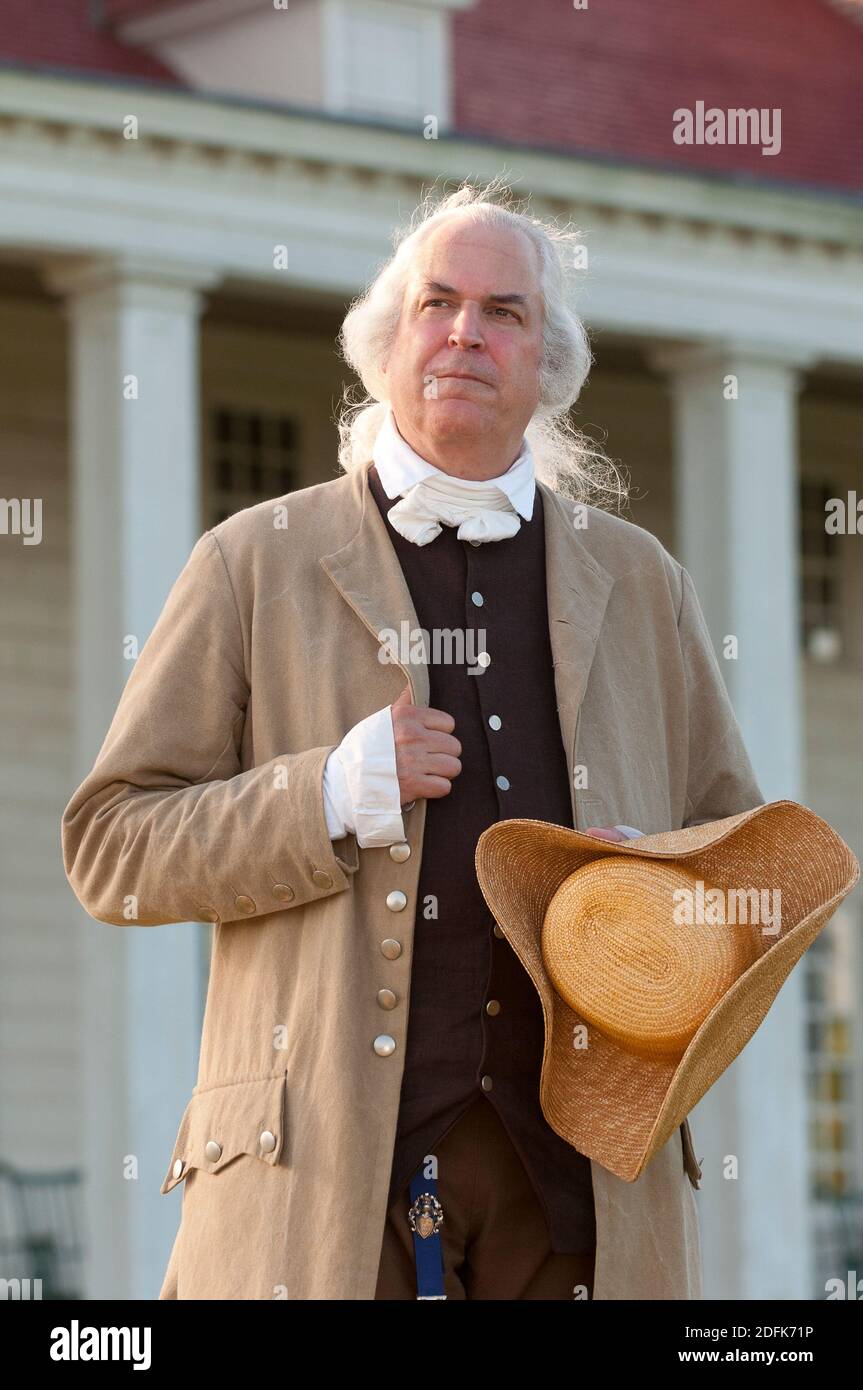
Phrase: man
[{"left": 61, "top": 181, "right": 763, "bottom": 1301}]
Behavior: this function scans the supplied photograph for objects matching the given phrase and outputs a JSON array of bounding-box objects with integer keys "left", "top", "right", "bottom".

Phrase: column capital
[
  {"left": 40, "top": 254, "right": 222, "bottom": 304},
  {"left": 648, "top": 339, "right": 819, "bottom": 380}
]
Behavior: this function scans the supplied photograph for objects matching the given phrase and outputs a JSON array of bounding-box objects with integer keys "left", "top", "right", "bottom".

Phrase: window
[
  {"left": 206, "top": 407, "right": 300, "bottom": 526},
  {"left": 800, "top": 478, "right": 842, "bottom": 662}
]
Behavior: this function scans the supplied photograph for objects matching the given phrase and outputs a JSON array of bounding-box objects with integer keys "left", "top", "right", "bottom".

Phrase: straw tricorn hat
[{"left": 475, "top": 800, "right": 859, "bottom": 1183}]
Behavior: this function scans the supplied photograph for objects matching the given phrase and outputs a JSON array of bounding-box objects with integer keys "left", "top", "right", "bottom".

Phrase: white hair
[{"left": 335, "top": 176, "right": 627, "bottom": 507}]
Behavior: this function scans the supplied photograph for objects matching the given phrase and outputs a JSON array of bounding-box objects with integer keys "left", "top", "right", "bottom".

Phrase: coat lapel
[
  {"left": 319, "top": 462, "right": 616, "bottom": 808},
  {"left": 319, "top": 460, "right": 430, "bottom": 709},
  {"left": 537, "top": 480, "right": 615, "bottom": 824}
]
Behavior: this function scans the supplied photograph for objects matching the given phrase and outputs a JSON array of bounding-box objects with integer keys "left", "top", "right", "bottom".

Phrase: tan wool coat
[{"left": 61, "top": 456, "right": 765, "bottom": 1300}]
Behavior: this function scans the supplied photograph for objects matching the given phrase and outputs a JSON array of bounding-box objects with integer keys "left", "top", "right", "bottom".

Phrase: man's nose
[{"left": 448, "top": 303, "right": 484, "bottom": 350}]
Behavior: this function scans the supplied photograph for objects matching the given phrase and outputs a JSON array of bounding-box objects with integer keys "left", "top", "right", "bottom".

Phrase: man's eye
[{"left": 491, "top": 307, "right": 518, "bottom": 319}]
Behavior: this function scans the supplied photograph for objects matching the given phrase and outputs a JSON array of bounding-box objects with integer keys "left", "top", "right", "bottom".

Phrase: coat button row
[
  {"left": 206, "top": 883, "right": 300, "bottom": 918},
  {"left": 173, "top": 1129, "right": 278, "bottom": 1175}
]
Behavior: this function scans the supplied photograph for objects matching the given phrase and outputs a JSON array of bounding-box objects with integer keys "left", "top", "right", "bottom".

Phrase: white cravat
[{"left": 372, "top": 405, "right": 535, "bottom": 546}]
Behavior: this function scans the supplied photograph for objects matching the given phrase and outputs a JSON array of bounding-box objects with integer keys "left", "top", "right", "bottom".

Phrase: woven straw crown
[{"left": 542, "top": 858, "right": 766, "bottom": 1065}]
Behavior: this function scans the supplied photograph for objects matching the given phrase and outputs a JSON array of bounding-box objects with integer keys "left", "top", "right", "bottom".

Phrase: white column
[
  {"left": 45, "top": 256, "right": 220, "bottom": 1300},
  {"left": 652, "top": 341, "right": 815, "bottom": 1300}
]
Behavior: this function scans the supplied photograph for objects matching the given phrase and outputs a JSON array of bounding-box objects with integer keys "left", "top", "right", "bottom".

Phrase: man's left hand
[{"left": 584, "top": 825, "right": 642, "bottom": 842}]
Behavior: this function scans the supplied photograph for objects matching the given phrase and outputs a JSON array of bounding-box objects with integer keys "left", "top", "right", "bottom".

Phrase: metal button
[
  {"left": 488, "top": 714, "right": 502, "bottom": 731},
  {"left": 373, "top": 1034, "right": 396, "bottom": 1057},
  {"left": 493, "top": 923, "right": 504, "bottom": 938},
  {"left": 272, "top": 883, "right": 295, "bottom": 903},
  {"left": 496, "top": 775, "right": 510, "bottom": 791},
  {"left": 471, "top": 591, "right": 484, "bottom": 607},
  {"left": 199, "top": 907, "right": 220, "bottom": 923},
  {"left": 259, "top": 1130, "right": 277, "bottom": 1154},
  {"left": 205, "top": 1140, "right": 222, "bottom": 1163},
  {"left": 481, "top": 1075, "right": 493, "bottom": 1091},
  {"left": 312, "top": 869, "right": 333, "bottom": 889},
  {"left": 377, "top": 988, "right": 398, "bottom": 1010},
  {"left": 486, "top": 999, "right": 501, "bottom": 1016},
  {"left": 172, "top": 1158, "right": 184, "bottom": 1179},
  {"left": 386, "top": 890, "right": 407, "bottom": 912},
  {"left": 402, "top": 800, "right": 416, "bottom": 812},
  {"left": 469, "top": 539, "right": 481, "bottom": 547},
  {"left": 381, "top": 938, "right": 402, "bottom": 960},
  {"left": 235, "top": 895, "right": 255, "bottom": 914},
  {"left": 389, "top": 842, "right": 411, "bottom": 863},
  {"left": 476, "top": 651, "right": 491, "bottom": 668}
]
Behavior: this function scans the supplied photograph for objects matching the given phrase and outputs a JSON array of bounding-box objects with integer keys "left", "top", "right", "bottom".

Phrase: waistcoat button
[
  {"left": 496, "top": 775, "right": 510, "bottom": 791},
  {"left": 380, "top": 938, "right": 402, "bottom": 959},
  {"left": 480, "top": 1075, "right": 493, "bottom": 1092},
  {"left": 471, "top": 591, "right": 484, "bottom": 607},
  {"left": 373, "top": 1034, "right": 397, "bottom": 1057},
  {"left": 485, "top": 999, "right": 501, "bottom": 1016},
  {"left": 386, "top": 890, "right": 407, "bottom": 912},
  {"left": 389, "top": 841, "right": 411, "bottom": 862},
  {"left": 377, "top": 988, "right": 398, "bottom": 1010},
  {"left": 488, "top": 714, "right": 502, "bottom": 731}
]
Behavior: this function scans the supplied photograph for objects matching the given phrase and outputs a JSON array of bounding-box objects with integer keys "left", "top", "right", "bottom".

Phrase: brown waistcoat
[{"left": 368, "top": 463, "right": 596, "bottom": 1254}]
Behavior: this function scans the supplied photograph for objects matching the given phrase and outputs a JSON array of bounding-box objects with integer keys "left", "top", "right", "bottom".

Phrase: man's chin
[{"left": 424, "top": 399, "right": 488, "bottom": 438}]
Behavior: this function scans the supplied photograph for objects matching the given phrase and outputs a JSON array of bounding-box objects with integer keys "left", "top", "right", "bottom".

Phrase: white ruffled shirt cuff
[{"left": 322, "top": 706, "right": 406, "bottom": 849}]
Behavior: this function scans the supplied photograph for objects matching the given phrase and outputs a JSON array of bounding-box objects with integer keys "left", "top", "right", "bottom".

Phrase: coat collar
[{"left": 319, "top": 459, "right": 615, "bottom": 800}]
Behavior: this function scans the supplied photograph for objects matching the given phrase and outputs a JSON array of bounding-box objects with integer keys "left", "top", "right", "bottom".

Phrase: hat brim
[{"left": 475, "top": 800, "right": 859, "bottom": 1182}]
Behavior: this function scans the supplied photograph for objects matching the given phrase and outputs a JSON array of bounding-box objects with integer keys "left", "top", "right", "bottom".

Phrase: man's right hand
[{"left": 390, "top": 684, "right": 462, "bottom": 805}]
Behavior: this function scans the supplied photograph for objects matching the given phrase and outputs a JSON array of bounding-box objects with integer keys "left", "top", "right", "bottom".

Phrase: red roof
[
  {"left": 0, "top": 0, "right": 860, "bottom": 196},
  {"left": 453, "top": 0, "right": 863, "bottom": 195},
  {"left": 0, "top": 0, "right": 184, "bottom": 86}
]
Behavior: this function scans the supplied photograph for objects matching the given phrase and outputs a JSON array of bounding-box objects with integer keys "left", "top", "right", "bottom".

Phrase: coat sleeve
[
  {"left": 676, "top": 564, "right": 766, "bottom": 829},
  {"left": 61, "top": 529, "right": 359, "bottom": 928}
]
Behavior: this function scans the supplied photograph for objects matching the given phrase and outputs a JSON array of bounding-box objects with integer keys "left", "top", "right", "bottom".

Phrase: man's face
[{"left": 382, "top": 216, "right": 544, "bottom": 472}]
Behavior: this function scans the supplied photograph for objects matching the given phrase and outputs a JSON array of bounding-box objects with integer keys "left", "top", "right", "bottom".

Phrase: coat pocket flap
[{"left": 160, "top": 1070, "right": 287, "bottom": 1194}]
